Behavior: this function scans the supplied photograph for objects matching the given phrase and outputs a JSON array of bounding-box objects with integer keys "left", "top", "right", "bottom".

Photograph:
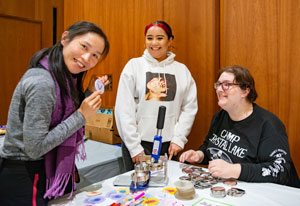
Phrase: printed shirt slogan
[{"left": 208, "top": 129, "right": 248, "bottom": 162}]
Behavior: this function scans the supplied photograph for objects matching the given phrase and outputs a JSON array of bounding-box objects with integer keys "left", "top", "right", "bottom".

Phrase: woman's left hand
[
  {"left": 168, "top": 142, "right": 182, "bottom": 160},
  {"left": 208, "top": 159, "right": 241, "bottom": 179}
]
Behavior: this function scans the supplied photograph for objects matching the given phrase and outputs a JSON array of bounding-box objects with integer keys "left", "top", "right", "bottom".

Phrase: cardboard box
[{"left": 85, "top": 106, "right": 121, "bottom": 144}]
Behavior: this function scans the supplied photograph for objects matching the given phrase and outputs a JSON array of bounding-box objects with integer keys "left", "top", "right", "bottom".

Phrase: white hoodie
[{"left": 115, "top": 49, "right": 198, "bottom": 158}]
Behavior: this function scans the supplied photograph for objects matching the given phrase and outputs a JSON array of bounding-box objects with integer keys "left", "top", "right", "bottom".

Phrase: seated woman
[{"left": 179, "top": 65, "right": 300, "bottom": 188}]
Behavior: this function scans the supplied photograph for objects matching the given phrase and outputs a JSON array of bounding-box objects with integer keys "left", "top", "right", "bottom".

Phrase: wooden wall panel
[
  {"left": 164, "top": 0, "right": 219, "bottom": 151},
  {"left": 0, "top": 15, "right": 42, "bottom": 125},
  {"left": 0, "top": 0, "right": 36, "bottom": 19},
  {"left": 35, "top": 0, "right": 64, "bottom": 47},
  {"left": 0, "top": 0, "right": 64, "bottom": 48},
  {"left": 64, "top": 0, "right": 218, "bottom": 153},
  {"left": 64, "top": 0, "right": 164, "bottom": 106},
  {"left": 221, "top": 0, "right": 300, "bottom": 174},
  {"left": 277, "top": 0, "right": 300, "bottom": 175},
  {"left": 0, "top": 0, "right": 64, "bottom": 125}
]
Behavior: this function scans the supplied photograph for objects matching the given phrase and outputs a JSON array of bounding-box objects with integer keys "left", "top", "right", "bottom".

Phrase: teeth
[
  {"left": 75, "top": 59, "right": 84, "bottom": 68},
  {"left": 77, "top": 62, "right": 84, "bottom": 67}
]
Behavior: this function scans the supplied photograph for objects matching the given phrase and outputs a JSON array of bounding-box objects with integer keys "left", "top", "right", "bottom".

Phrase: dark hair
[
  {"left": 144, "top": 21, "right": 174, "bottom": 40},
  {"left": 29, "top": 21, "right": 109, "bottom": 107},
  {"left": 217, "top": 65, "right": 258, "bottom": 102}
]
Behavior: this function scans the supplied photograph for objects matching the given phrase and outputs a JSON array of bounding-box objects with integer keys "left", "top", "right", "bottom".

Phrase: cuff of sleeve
[
  {"left": 76, "top": 110, "right": 86, "bottom": 125},
  {"left": 197, "top": 148, "right": 208, "bottom": 164},
  {"left": 129, "top": 144, "right": 144, "bottom": 158},
  {"left": 238, "top": 163, "right": 247, "bottom": 181},
  {"left": 171, "top": 136, "right": 187, "bottom": 149}
]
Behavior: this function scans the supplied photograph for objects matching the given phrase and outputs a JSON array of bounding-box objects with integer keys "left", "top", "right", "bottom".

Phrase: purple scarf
[{"left": 40, "top": 56, "right": 86, "bottom": 199}]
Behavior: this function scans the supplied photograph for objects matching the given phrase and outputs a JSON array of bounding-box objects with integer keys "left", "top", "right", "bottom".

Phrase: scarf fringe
[
  {"left": 44, "top": 141, "right": 86, "bottom": 199},
  {"left": 44, "top": 173, "right": 72, "bottom": 199}
]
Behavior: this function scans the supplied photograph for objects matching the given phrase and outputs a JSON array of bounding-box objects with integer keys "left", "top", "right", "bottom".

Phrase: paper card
[{"left": 192, "top": 198, "right": 233, "bottom": 206}]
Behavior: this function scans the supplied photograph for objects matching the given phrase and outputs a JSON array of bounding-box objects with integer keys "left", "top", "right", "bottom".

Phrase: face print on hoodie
[{"left": 145, "top": 72, "right": 176, "bottom": 101}]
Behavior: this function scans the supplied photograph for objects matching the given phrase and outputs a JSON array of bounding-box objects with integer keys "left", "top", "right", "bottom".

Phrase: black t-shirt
[{"left": 199, "top": 103, "right": 300, "bottom": 188}]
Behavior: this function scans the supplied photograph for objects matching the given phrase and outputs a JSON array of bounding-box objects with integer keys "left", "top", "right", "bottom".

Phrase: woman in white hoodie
[{"left": 115, "top": 21, "right": 198, "bottom": 171}]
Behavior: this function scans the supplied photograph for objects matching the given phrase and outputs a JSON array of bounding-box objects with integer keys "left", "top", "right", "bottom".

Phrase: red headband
[{"left": 144, "top": 23, "right": 173, "bottom": 39}]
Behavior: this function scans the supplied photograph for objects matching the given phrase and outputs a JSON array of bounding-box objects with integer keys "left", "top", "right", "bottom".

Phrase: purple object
[
  {"left": 40, "top": 55, "right": 86, "bottom": 199},
  {"left": 84, "top": 195, "right": 105, "bottom": 204},
  {"left": 95, "top": 79, "right": 105, "bottom": 94}
]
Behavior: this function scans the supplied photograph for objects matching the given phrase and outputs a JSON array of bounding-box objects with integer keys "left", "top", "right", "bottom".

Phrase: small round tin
[
  {"left": 210, "top": 186, "right": 226, "bottom": 198},
  {"left": 223, "top": 179, "right": 237, "bottom": 186},
  {"left": 227, "top": 187, "right": 245, "bottom": 197},
  {"left": 182, "top": 168, "right": 193, "bottom": 174},
  {"left": 179, "top": 176, "right": 191, "bottom": 181}
]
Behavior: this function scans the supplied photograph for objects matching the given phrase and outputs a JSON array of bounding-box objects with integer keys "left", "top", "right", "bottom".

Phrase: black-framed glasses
[{"left": 214, "top": 82, "right": 241, "bottom": 90}]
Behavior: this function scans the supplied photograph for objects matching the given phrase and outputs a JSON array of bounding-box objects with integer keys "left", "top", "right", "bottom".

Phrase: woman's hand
[
  {"left": 87, "top": 75, "right": 110, "bottom": 92},
  {"left": 131, "top": 151, "right": 145, "bottom": 164},
  {"left": 179, "top": 149, "right": 204, "bottom": 163},
  {"left": 78, "top": 90, "right": 102, "bottom": 119},
  {"left": 168, "top": 142, "right": 183, "bottom": 160},
  {"left": 208, "top": 159, "right": 241, "bottom": 179}
]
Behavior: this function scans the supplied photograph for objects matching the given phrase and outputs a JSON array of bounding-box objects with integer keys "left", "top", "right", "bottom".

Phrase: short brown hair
[{"left": 217, "top": 65, "right": 258, "bottom": 102}]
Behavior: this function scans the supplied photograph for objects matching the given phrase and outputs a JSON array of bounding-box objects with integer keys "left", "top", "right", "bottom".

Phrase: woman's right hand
[
  {"left": 87, "top": 75, "right": 110, "bottom": 92},
  {"left": 78, "top": 90, "right": 102, "bottom": 119},
  {"left": 179, "top": 149, "right": 204, "bottom": 163}
]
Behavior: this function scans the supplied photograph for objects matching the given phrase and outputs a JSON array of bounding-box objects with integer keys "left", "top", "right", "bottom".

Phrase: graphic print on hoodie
[{"left": 145, "top": 72, "right": 176, "bottom": 101}]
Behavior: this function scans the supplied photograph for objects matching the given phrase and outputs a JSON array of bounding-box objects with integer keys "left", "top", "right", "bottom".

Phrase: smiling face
[
  {"left": 216, "top": 72, "right": 249, "bottom": 111},
  {"left": 61, "top": 32, "right": 105, "bottom": 74},
  {"left": 145, "top": 26, "right": 172, "bottom": 62}
]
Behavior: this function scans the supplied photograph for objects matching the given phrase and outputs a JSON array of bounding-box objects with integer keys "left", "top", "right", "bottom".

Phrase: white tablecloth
[
  {"left": 0, "top": 135, "right": 4, "bottom": 147},
  {"left": 76, "top": 139, "right": 124, "bottom": 189},
  {"left": 49, "top": 160, "right": 300, "bottom": 206}
]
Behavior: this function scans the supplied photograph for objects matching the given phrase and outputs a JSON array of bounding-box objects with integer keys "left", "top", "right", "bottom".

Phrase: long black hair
[{"left": 29, "top": 21, "right": 109, "bottom": 107}]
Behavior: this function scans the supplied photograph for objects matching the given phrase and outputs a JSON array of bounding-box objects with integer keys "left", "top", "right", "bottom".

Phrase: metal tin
[
  {"left": 188, "top": 173, "right": 200, "bottom": 179},
  {"left": 227, "top": 187, "right": 245, "bottom": 197},
  {"left": 182, "top": 168, "right": 193, "bottom": 174},
  {"left": 223, "top": 179, "right": 237, "bottom": 186},
  {"left": 194, "top": 179, "right": 212, "bottom": 189},
  {"left": 179, "top": 176, "right": 191, "bottom": 181},
  {"left": 210, "top": 186, "right": 226, "bottom": 198}
]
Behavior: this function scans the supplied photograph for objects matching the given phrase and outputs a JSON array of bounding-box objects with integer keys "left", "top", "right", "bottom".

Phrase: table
[
  {"left": 49, "top": 160, "right": 300, "bottom": 206},
  {"left": 0, "top": 135, "right": 124, "bottom": 190},
  {"left": 0, "top": 135, "right": 4, "bottom": 147},
  {"left": 76, "top": 139, "right": 124, "bottom": 189}
]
